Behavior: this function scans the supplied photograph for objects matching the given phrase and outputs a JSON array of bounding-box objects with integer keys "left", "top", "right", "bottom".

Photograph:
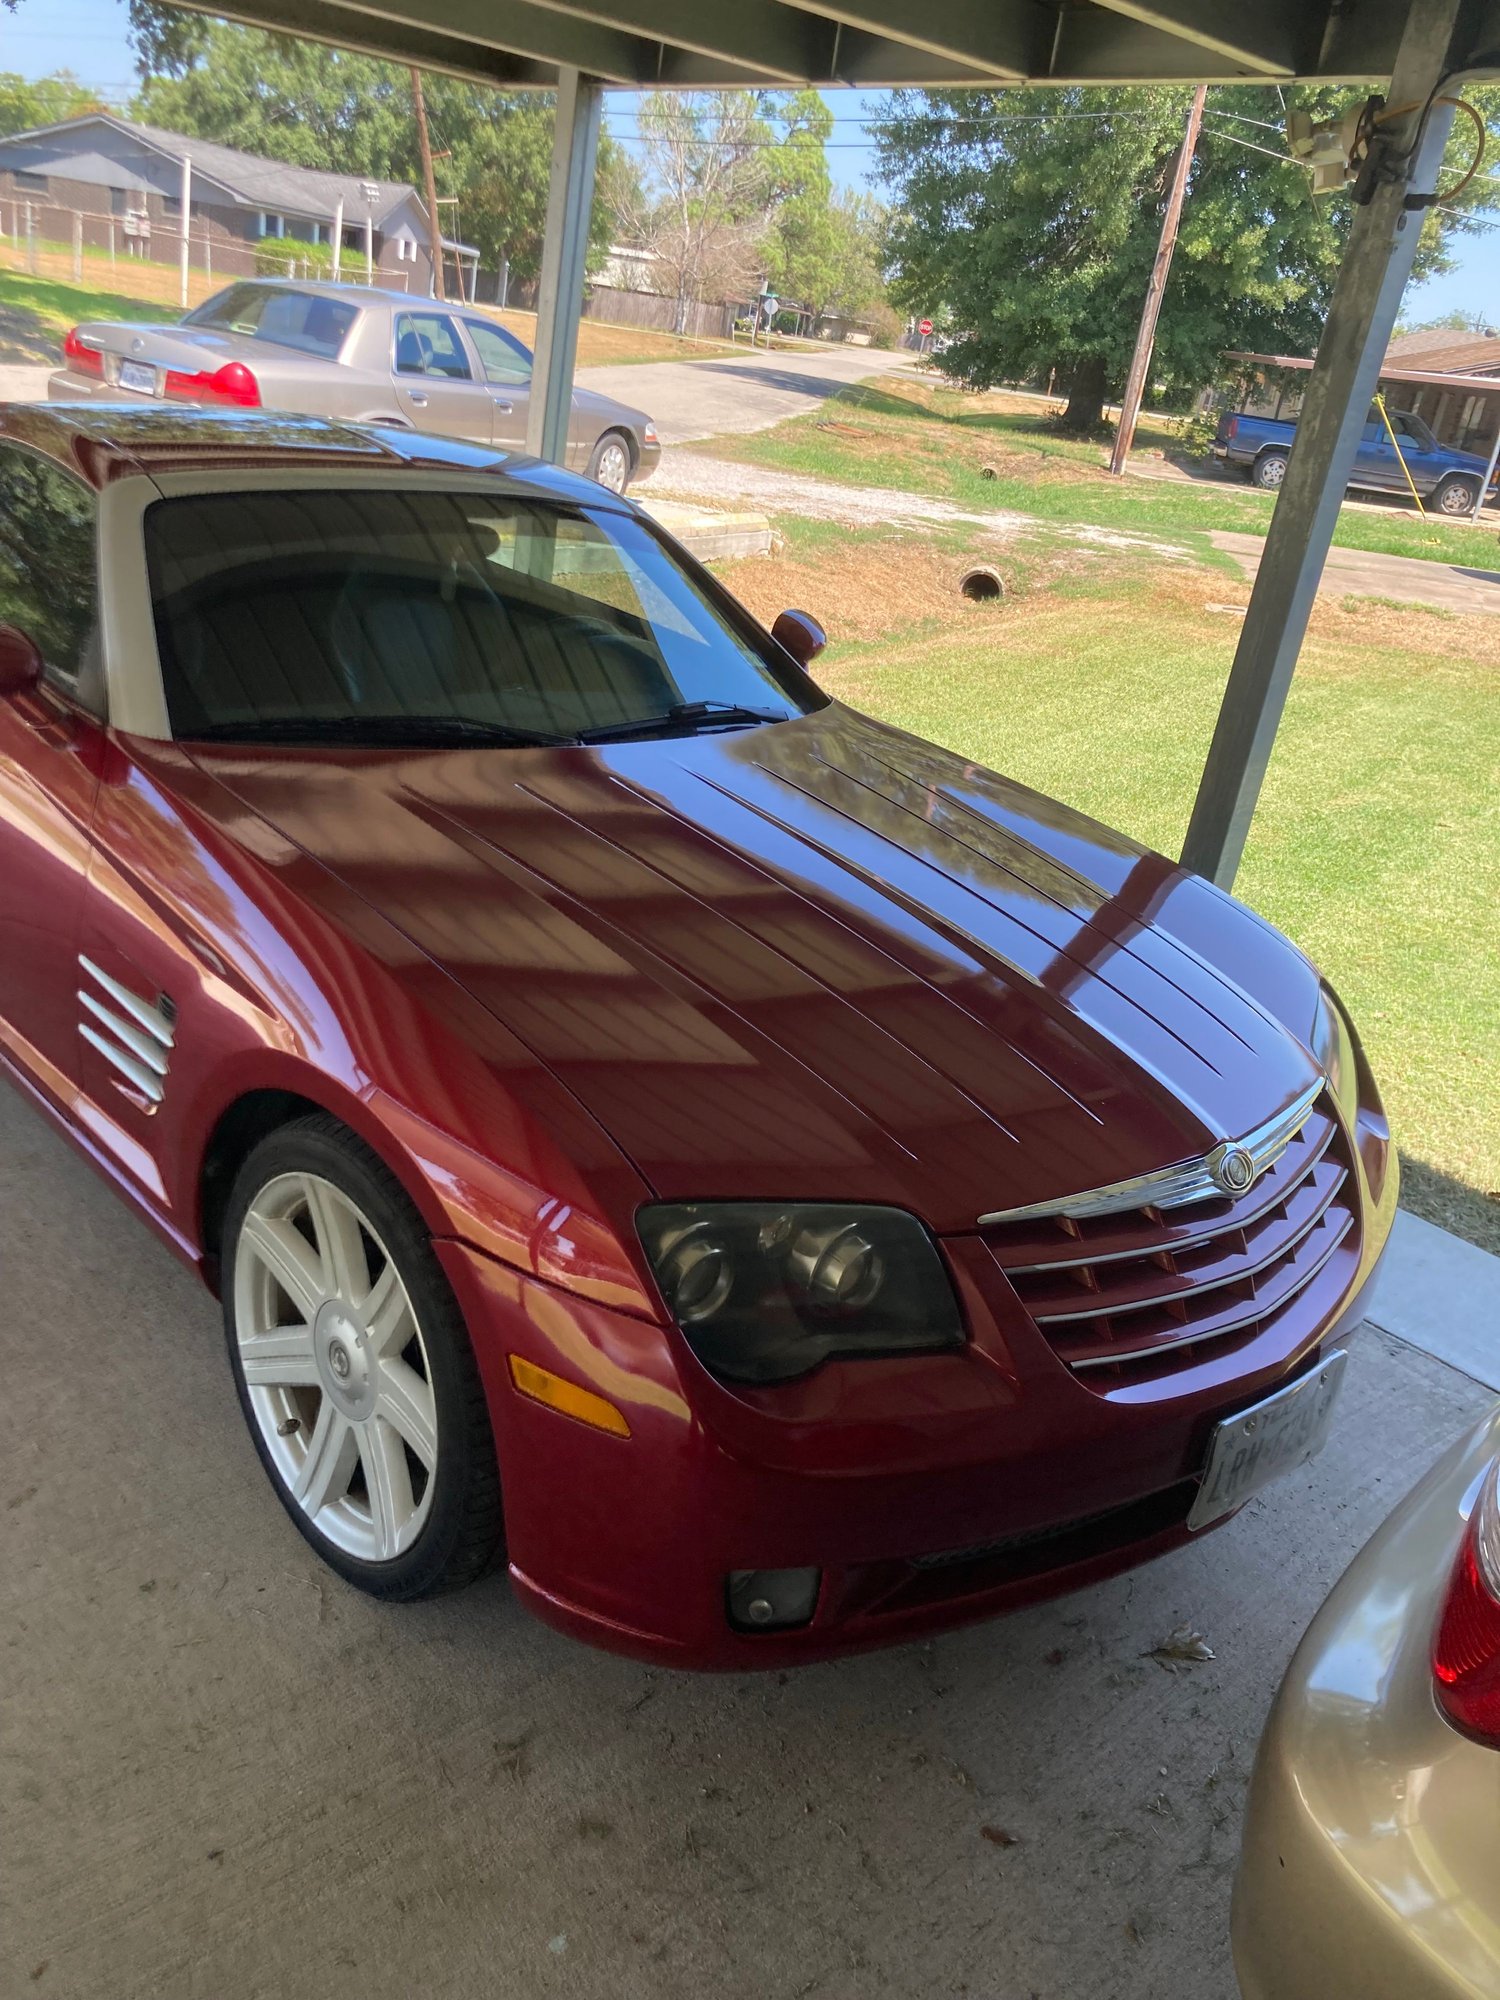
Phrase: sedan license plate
[
  {"left": 118, "top": 360, "right": 157, "bottom": 394},
  {"left": 1188, "top": 1350, "right": 1348, "bottom": 1531}
]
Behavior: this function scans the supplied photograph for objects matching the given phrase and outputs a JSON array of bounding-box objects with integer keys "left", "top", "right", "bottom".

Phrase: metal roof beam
[
  {"left": 1077, "top": 2, "right": 1307, "bottom": 75},
  {"left": 315, "top": 0, "right": 664, "bottom": 81},
  {"left": 520, "top": 0, "right": 838, "bottom": 82},
  {"left": 794, "top": 0, "right": 1044, "bottom": 82},
  {"left": 163, "top": 0, "right": 561, "bottom": 82}
]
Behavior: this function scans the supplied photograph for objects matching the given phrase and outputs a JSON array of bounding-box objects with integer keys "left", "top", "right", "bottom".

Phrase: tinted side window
[
  {"left": 464, "top": 319, "right": 531, "bottom": 385},
  {"left": 394, "top": 313, "right": 472, "bottom": 380},
  {"left": 0, "top": 446, "right": 101, "bottom": 712}
]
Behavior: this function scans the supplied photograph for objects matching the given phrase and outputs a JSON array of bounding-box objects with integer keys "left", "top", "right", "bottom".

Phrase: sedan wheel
[
  {"left": 234, "top": 1172, "right": 437, "bottom": 1561},
  {"left": 222, "top": 1115, "right": 502, "bottom": 1598},
  {"left": 590, "top": 434, "right": 632, "bottom": 494}
]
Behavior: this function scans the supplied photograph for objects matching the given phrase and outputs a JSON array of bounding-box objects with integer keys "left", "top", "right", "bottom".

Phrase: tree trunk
[{"left": 1060, "top": 355, "right": 1109, "bottom": 432}]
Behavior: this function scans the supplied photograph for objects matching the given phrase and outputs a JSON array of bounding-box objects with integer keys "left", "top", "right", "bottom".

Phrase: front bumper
[
  {"left": 1233, "top": 1405, "right": 1500, "bottom": 2000},
  {"left": 434, "top": 1139, "right": 1395, "bottom": 1669},
  {"left": 634, "top": 434, "right": 662, "bottom": 483}
]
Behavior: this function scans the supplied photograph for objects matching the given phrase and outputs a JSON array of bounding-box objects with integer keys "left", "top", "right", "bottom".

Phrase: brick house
[{"left": 0, "top": 113, "right": 464, "bottom": 295}]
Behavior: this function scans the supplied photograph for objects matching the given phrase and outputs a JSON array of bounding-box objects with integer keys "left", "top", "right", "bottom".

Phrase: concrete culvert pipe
[{"left": 959, "top": 565, "right": 1005, "bottom": 603}]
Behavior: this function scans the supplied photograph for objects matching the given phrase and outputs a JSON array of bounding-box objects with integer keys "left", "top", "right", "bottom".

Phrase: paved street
[
  {"left": 577, "top": 343, "right": 915, "bottom": 443},
  {"left": 5, "top": 1078, "right": 1496, "bottom": 2000}
]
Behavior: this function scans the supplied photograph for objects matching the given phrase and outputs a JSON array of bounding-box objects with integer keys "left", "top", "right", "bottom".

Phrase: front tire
[
  {"left": 221, "top": 1114, "right": 502, "bottom": 1600},
  {"left": 1431, "top": 473, "right": 1478, "bottom": 517},
  {"left": 1251, "top": 449, "right": 1289, "bottom": 491},
  {"left": 588, "top": 430, "right": 634, "bottom": 495}
]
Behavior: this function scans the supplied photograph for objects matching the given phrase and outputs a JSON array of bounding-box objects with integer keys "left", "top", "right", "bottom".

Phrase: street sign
[{"left": 919, "top": 318, "right": 933, "bottom": 336}]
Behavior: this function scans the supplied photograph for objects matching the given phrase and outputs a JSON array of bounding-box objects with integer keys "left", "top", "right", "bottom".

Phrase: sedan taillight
[
  {"left": 63, "top": 327, "right": 103, "bottom": 377},
  {"left": 1433, "top": 1460, "right": 1500, "bottom": 1748},
  {"left": 163, "top": 361, "right": 261, "bottom": 408}
]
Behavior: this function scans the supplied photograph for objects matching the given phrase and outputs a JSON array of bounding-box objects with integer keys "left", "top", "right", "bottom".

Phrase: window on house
[
  {"left": 257, "top": 212, "right": 286, "bottom": 239},
  {"left": 14, "top": 170, "right": 48, "bottom": 193}
]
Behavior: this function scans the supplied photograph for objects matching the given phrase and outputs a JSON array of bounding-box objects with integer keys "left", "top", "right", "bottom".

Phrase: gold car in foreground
[{"left": 1234, "top": 1402, "right": 1500, "bottom": 1999}]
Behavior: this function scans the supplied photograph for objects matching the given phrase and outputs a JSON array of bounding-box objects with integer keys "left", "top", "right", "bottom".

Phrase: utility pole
[
  {"left": 410, "top": 68, "right": 446, "bottom": 302},
  {"left": 1108, "top": 85, "right": 1206, "bottom": 477}
]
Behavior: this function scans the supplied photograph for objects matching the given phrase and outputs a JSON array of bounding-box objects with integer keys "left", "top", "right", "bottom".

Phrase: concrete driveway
[
  {"left": 6, "top": 1080, "right": 1494, "bottom": 2000},
  {"left": 1210, "top": 527, "right": 1500, "bottom": 617},
  {"left": 578, "top": 345, "right": 915, "bottom": 445}
]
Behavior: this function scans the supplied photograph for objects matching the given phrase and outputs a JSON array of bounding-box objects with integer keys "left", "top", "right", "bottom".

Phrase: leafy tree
[
  {"left": 0, "top": 70, "right": 107, "bottom": 137},
  {"left": 123, "top": 9, "right": 630, "bottom": 291},
  {"left": 628, "top": 91, "right": 774, "bottom": 332},
  {"left": 877, "top": 85, "right": 1499, "bottom": 428}
]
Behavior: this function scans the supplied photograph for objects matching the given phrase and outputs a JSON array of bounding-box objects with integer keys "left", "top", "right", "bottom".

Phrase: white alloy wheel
[
  {"left": 233, "top": 1172, "right": 438, "bottom": 1562},
  {"left": 593, "top": 436, "right": 631, "bottom": 493}
]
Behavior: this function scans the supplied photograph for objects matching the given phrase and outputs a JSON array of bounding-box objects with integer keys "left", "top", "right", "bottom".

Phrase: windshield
[
  {"left": 144, "top": 487, "right": 818, "bottom": 746},
  {"left": 182, "top": 285, "right": 358, "bottom": 360}
]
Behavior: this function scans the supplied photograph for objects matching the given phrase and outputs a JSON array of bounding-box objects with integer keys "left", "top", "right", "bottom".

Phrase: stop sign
[{"left": 919, "top": 318, "right": 934, "bottom": 335}]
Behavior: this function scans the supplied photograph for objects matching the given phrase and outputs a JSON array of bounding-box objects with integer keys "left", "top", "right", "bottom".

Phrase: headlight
[{"left": 637, "top": 1202, "right": 964, "bottom": 1385}]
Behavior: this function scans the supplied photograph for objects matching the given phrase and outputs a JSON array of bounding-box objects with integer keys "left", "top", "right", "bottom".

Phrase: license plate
[
  {"left": 1188, "top": 1350, "right": 1348, "bottom": 1531},
  {"left": 118, "top": 360, "right": 157, "bottom": 394}
]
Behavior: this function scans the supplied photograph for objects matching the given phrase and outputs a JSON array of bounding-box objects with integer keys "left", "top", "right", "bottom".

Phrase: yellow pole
[{"left": 1373, "top": 391, "right": 1426, "bottom": 516}]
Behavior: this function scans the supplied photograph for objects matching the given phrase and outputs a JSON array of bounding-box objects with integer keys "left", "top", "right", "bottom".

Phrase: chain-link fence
[{"left": 0, "top": 196, "right": 415, "bottom": 309}]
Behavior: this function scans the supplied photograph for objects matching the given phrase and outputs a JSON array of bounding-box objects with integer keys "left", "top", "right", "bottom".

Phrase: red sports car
[{"left": 0, "top": 404, "right": 1396, "bottom": 1667}]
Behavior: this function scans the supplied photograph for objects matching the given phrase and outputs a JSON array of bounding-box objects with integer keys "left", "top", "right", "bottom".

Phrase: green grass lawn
[
  {"left": 700, "top": 379, "right": 1494, "bottom": 571},
  {"left": 0, "top": 269, "right": 181, "bottom": 364},
  {"left": 727, "top": 529, "right": 1500, "bottom": 1251}
]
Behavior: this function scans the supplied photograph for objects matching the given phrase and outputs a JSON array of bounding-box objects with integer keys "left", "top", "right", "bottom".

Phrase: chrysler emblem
[{"left": 1213, "top": 1145, "right": 1256, "bottom": 1196}]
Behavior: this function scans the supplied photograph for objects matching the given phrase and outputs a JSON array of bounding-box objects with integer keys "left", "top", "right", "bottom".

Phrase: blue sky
[{"left": 4, "top": 0, "right": 1496, "bottom": 323}]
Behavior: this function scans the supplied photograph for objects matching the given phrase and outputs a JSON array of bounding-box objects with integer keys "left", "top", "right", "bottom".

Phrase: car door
[
  {"left": 1351, "top": 413, "right": 1395, "bottom": 490},
  {"left": 0, "top": 443, "right": 108, "bottom": 1108},
  {"left": 391, "top": 310, "right": 495, "bottom": 442},
  {"left": 1386, "top": 411, "right": 1441, "bottom": 494},
  {"left": 460, "top": 316, "right": 535, "bottom": 452}
]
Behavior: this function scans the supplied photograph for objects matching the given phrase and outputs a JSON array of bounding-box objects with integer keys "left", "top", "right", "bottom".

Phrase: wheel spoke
[
  {"left": 376, "top": 1356, "right": 438, "bottom": 1471},
  {"left": 239, "top": 1323, "right": 318, "bottom": 1388},
  {"left": 240, "top": 1211, "right": 326, "bottom": 1321},
  {"left": 293, "top": 1400, "right": 359, "bottom": 1516},
  {"left": 303, "top": 1176, "right": 370, "bottom": 1304},
  {"left": 357, "top": 1417, "right": 416, "bottom": 1559},
  {"left": 359, "top": 1258, "right": 415, "bottom": 1359}
]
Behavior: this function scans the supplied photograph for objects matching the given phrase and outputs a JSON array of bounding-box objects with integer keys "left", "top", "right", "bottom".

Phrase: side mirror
[
  {"left": 0, "top": 624, "right": 44, "bottom": 698},
  {"left": 771, "top": 608, "right": 827, "bottom": 670}
]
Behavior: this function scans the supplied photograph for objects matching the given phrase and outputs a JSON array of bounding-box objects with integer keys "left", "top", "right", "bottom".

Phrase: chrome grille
[{"left": 984, "top": 1092, "right": 1359, "bottom": 1384}]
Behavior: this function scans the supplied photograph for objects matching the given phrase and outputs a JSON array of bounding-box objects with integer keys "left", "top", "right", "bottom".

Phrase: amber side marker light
[{"left": 508, "top": 1355, "right": 631, "bottom": 1438}]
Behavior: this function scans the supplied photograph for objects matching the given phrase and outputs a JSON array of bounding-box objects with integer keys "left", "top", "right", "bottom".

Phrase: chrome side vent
[{"left": 78, "top": 956, "right": 176, "bottom": 1106}]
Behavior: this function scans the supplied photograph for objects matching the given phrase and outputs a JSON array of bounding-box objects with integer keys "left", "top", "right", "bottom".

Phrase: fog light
[{"left": 726, "top": 1567, "right": 821, "bottom": 1632}]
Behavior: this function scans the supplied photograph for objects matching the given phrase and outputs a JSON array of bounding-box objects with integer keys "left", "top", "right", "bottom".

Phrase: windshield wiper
[
  {"left": 574, "top": 700, "right": 788, "bottom": 747},
  {"left": 186, "top": 713, "right": 576, "bottom": 749}
]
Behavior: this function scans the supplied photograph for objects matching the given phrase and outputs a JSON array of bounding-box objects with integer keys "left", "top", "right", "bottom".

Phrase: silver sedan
[
  {"left": 1233, "top": 1400, "right": 1500, "bottom": 2000},
  {"left": 48, "top": 277, "right": 660, "bottom": 492}
]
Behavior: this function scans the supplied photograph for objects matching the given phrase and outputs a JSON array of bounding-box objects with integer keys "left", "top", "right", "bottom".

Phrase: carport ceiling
[{"left": 168, "top": 0, "right": 1500, "bottom": 89}]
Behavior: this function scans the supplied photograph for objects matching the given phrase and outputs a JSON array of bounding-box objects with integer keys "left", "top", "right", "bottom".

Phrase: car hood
[{"left": 186, "top": 706, "right": 1324, "bottom": 1233}]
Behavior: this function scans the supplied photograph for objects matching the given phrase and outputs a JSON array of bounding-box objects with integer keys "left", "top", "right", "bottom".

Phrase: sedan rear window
[
  {"left": 182, "top": 285, "right": 358, "bottom": 360},
  {"left": 144, "top": 487, "right": 818, "bottom": 746}
]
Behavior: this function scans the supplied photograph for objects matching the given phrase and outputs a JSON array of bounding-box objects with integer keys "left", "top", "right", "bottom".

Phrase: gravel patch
[{"left": 651, "top": 451, "right": 1203, "bottom": 559}]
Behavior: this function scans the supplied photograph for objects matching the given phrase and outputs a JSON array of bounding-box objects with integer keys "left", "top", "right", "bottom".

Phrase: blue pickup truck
[{"left": 1214, "top": 405, "right": 1495, "bottom": 515}]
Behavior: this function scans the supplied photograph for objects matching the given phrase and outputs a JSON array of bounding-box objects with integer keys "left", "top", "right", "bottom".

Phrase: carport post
[
  {"left": 526, "top": 67, "right": 603, "bottom": 465},
  {"left": 1179, "top": 0, "right": 1465, "bottom": 890}
]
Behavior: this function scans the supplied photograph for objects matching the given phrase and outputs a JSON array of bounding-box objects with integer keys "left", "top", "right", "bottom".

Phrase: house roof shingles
[
  {"left": 0, "top": 113, "right": 420, "bottom": 227},
  {"left": 1384, "top": 327, "right": 1500, "bottom": 376}
]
